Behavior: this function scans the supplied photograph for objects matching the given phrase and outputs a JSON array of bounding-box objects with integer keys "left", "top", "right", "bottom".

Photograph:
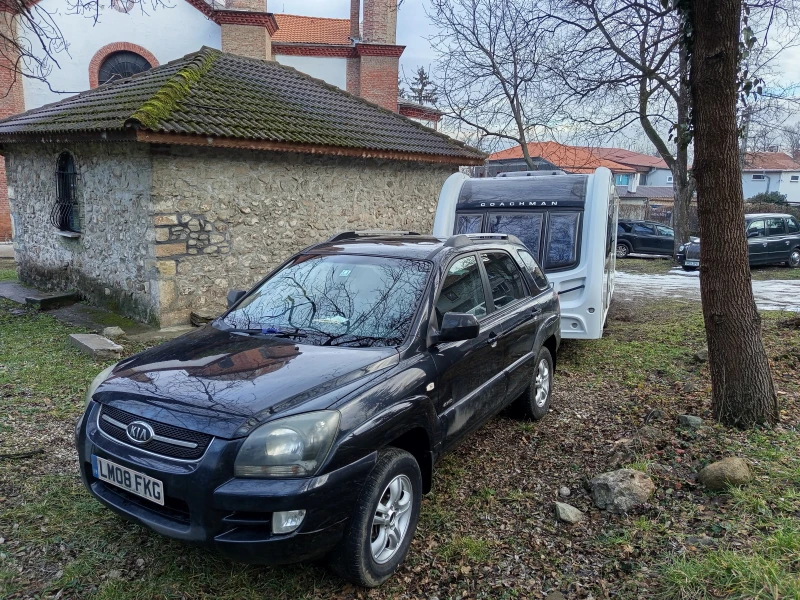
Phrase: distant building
[
  {"left": 742, "top": 151, "right": 800, "bottom": 205},
  {"left": 0, "top": 0, "right": 441, "bottom": 241},
  {"left": 484, "top": 141, "right": 672, "bottom": 187}
]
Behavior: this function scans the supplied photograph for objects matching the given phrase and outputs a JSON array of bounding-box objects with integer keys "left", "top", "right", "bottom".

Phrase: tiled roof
[
  {"left": 273, "top": 14, "right": 352, "bottom": 45},
  {"left": 591, "top": 147, "right": 668, "bottom": 170},
  {"left": 616, "top": 185, "right": 677, "bottom": 200},
  {"left": 489, "top": 141, "right": 637, "bottom": 174},
  {"left": 743, "top": 151, "right": 800, "bottom": 172},
  {"left": 0, "top": 48, "right": 484, "bottom": 164}
]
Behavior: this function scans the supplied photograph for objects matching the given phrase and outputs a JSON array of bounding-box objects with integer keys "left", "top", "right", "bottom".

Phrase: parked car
[
  {"left": 76, "top": 231, "right": 560, "bottom": 587},
  {"left": 616, "top": 220, "right": 675, "bottom": 258},
  {"left": 677, "top": 213, "right": 800, "bottom": 271}
]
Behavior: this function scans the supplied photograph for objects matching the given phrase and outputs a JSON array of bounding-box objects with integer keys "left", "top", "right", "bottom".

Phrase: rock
[
  {"left": 639, "top": 425, "right": 665, "bottom": 442},
  {"left": 695, "top": 348, "right": 709, "bottom": 362},
  {"left": 558, "top": 486, "right": 571, "bottom": 498},
  {"left": 68, "top": 334, "right": 122, "bottom": 360},
  {"left": 678, "top": 414, "right": 703, "bottom": 428},
  {"left": 190, "top": 310, "right": 216, "bottom": 327},
  {"left": 683, "top": 381, "right": 698, "bottom": 393},
  {"left": 591, "top": 468, "right": 655, "bottom": 513},
  {"left": 545, "top": 592, "right": 566, "bottom": 600},
  {"left": 102, "top": 326, "right": 125, "bottom": 339},
  {"left": 685, "top": 535, "right": 717, "bottom": 547},
  {"left": 554, "top": 502, "right": 584, "bottom": 523},
  {"left": 698, "top": 457, "right": 752, "bottom": 491},
  {"left": 9, "top": 309, "right": 26, "bottom": 316}
]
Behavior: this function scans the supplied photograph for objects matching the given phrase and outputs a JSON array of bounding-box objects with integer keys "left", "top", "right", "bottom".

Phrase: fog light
[{"left": 272, "top": 509, "right": 306, "bottom": 534}]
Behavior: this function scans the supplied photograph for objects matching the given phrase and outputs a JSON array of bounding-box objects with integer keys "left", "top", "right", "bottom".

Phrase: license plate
[
  {"left": 685, "top": 259, "right": 699, "bottom": 266},
  {"left": 91, "top": 455, "right": 164, "bottom": 506}
]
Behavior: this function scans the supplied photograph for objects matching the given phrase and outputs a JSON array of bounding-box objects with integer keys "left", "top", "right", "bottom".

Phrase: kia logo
[{"left": 126, "top": 421, "right": 154, "bottom": 444}]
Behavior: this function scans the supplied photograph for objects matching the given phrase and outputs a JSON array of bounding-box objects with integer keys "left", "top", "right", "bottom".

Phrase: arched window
[
  {"left": 98, "top": 51, "right": 151, "bottom": 85},
  {"left": 50, "top": 152, "right": 80, "bottom": 233}
]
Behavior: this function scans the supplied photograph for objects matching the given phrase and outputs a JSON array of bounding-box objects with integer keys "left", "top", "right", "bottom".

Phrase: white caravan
[{"left": 433, "top": 168, "right": 619, "bottom": 339}]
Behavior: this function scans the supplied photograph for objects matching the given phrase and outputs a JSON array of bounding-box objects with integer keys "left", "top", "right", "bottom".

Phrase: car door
[
  {"left": 479, "top": 250, "right": 544, "bottom": 402},
  {"left": 631, "top": 223, "right": 658, "bottom": 253},
  {"left": 765, "top": 217, "right": 788, "bottom": 263},
  {"left": 655, "top": 225, "right": 675, "bottom": 254},
  {"left": 746, "top": 219, "right": 769, "bottom": 264},
  {"left": 431, "top": 253, "right": 507, "bottom": 451}
]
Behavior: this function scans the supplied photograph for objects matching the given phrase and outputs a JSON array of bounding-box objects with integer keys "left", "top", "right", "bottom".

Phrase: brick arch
[{"left": 88, "top": 42, "right": 159, "bottom": 88}]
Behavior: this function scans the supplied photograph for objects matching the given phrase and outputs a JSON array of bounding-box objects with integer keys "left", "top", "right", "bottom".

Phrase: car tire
[
  {"left": 616, "top": 243, "right": 631, "bottom": 258},
  {"left": 789, "top": 248, "right": 800, "bottom": 268},
  {"left": 514, "top": 346, "right": 554, "bottom": 421},
  {"left": 328, "top": 448, "right": 422, "bottom": 588},
  {"left": 682, "top": 266, "right": 698, "bottom": 272}
]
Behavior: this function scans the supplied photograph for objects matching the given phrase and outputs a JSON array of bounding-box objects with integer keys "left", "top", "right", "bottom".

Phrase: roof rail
[
  {"left": 327, "top": 230, "right": 422, "bottom": 243},
  {"left": 444, "top": 233, "right": 523, "bottom": 247}
]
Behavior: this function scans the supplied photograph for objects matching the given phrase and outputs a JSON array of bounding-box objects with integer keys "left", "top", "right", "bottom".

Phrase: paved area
[
  {"left": 0, "top": 243, "right": 13, "bottom": 259},
  {"left": 616, "top": 267, "right": 800, "bottom": 312}
]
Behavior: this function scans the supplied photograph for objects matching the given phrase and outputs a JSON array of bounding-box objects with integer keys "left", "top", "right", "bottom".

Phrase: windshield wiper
[{"left": 221, "top": 326, "right": 308, "bottom": 339}]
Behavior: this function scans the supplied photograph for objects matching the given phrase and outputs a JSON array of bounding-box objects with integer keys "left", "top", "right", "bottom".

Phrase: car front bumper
[{"left": 76, "top": 401, "right": 376, "bottom": 564}]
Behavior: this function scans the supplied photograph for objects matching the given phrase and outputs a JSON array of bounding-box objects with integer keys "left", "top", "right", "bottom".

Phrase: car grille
[
  {"left": 98, "top": 404, "right": 212, "bottom": 461},
  {"left": 686, "top": 244, "right": 701, "bottom": 259}
]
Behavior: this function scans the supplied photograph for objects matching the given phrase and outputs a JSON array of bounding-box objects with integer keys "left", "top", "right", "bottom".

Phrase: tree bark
[
  {"left": 672, "top": 44, "right": 693, "bottom": 253},
  {"left": 688, "top": 0, "right": 778, "bottom": 427}
]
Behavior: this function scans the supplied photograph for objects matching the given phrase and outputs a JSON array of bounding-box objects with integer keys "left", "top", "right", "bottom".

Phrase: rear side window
[
  {"left": 633, "top": 223, "right": 655, "bottom": 234},
  {"left": 456, "top": 214, "right": 483, "bottom": 234},
  {"left": 517, "top": 249, "right": 549, "bottom": 291},
  {"left": 436, "top": 255, "right": 487, "bottom": 321},
  {"left": 481, "top": 252, "right": 527, "bottom": 308},
  {"left": 546, "top": 212, "right": 580, "bottom": 270},
  {"left": 747, "top": 220, "right": 765, "bottom": 238},
  {"left": 766, "top": 217, "right": 786, "bottom": 236},
  {"left": 488, "top": 213, "right": 544, "bottom": 260},
  {"left": 657, "top": 225, "right": 673, "bottom": 236},
  {"left": 788, "top": 217, "right": 800, "bottom": 233},
  {"left": 618, "top": 222, "right": 632, "bottom": 233}
]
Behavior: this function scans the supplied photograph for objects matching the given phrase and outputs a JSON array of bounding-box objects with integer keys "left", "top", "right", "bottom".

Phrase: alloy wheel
[
  {"left": 534, "top": 358, "right": 551, "bottom": 408},
  {"left": 370, "top": 474, "right": 413, "bottom": 564},
  {"left": 616, "top": 244, "right": 629, "bottom": 258},
  {"left": 791, "top": 249, "right": 800, "bottom": 268}
]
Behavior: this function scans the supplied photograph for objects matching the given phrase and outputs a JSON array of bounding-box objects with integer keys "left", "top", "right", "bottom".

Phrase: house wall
[
  {"left": 6, "top": 142, "right": 158, "bottom": 322},
  {"left": 776, "top": 171, "right": 800, "bottom": 205},
  {"left": 643, "top": 168, "right": 673, "bottom": 187},
  {"left": 742, "top": 171, "right": 782, "bottom": 201},
  {"left": 274, "top": 55, "right": 348, "bottom": 90},
  {"left": 20, "top": 0, "right": 220, "bottom": 109},
  {"left": 149, "top": 146, "right": 455, "bottom": 326}
]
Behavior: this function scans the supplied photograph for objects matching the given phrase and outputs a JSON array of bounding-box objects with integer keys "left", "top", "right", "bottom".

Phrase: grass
[
  {"left": 1, "top": 295, "right": 799, "bottom": 599},
  {"left": 0, "top": 257, "right": 16, "bottom": 281}
]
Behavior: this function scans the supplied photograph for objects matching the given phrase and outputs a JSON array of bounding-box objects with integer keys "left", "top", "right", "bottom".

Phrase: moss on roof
[{"left": 0, "top": 47, "right": 484, "bottom": 162}]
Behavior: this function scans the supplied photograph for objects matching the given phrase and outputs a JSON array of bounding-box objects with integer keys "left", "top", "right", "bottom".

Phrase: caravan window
[
  {"left": 546, "top": 212, "right": 580, "bottom": 270},
  {"left": 488, "top": 213, "right": 544, "bottom": 259},
  {"left": 455, "top": 214, "right": 483, "bottom": 234}
]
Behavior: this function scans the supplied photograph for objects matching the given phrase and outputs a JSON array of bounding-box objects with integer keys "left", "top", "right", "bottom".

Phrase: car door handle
[{"left": 488, "top": 331, "right": 499, "bottom": 347}]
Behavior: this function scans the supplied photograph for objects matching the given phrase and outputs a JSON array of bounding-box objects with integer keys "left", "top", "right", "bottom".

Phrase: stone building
[
  {"left": 0, "top": 47, "right": 483, "bottom": 326},
  {"left": 0, "top": 0, "right": 442, "bottom": 241}
]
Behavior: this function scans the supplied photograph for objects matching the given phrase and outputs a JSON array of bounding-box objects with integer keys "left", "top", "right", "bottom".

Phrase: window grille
[{"left": 49, "top": 152, "right": 81, "bottom": 233}]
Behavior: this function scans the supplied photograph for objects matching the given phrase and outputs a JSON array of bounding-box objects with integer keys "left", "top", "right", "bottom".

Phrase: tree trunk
[
  {"left": 688, "top": 0, "right": 778, "bottom": 427},
  {"left": 672, "top": 44, "right": 692, "bottom": 254}
]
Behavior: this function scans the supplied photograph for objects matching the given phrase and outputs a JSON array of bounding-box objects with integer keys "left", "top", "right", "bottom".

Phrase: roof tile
[{"left": 272, "top": 14, "right": 352, "bottom": 45}]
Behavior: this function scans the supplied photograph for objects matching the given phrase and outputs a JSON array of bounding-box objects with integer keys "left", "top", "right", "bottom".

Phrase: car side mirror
[
  {"left": 438, "top": 312, "right": 480, "bottom": 343},
  {"left": 227, "top": 289, "right": 247, "bottom": 308}
]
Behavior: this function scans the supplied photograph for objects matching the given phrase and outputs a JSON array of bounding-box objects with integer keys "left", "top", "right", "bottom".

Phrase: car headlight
[
  {"left": 234, "top": 411, "right": 340, "bottom": 478},
  {"left": 84, "top": 363, "right": 118, "bottom": 408},
  {"left": 678, "top": 244, "right": 685, "bottom": 252}
]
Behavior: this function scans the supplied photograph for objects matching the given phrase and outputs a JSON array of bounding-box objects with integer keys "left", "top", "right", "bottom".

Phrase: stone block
[
  {"left": 157, "top": 260, "right": 177, "bottom": 276},
  {"left": 155, "top": 242, "right": 187, "bottom": 257},
  {"left": 102, "top": 326, "right": 126, "bottom": 339},
  {"left": 25, "top": 291, "right": 80, "bottom": 311},
  {"left": 69, "top": 334, "right": 123, "bottom": 360},
  {"left": 155, "top": 228, "right": 171, "bottom": 242},
  {"left": 159, "top": 280, "right": 177, "bottom": 309},
  {"left": 154, "top": 214, "right": 179, "bottom": 226}
]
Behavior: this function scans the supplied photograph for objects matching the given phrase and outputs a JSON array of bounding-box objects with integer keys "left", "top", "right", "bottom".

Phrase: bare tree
[
  {"left": 678, "top": 0, "right": 778, "bottom": 427},
  {"left": 427, "top": 0, "right": 564, "bottom": 168},
  {"left": 546, "top": 0, "right": 694, "bottom": 255}
]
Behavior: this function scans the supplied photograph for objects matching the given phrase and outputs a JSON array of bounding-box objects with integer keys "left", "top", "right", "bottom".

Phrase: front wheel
[
  {"left": 789, "top": 248, "right": 800, "bottom": 268},
  {"left": 616, "top": 243, "right": 631, "bottom": 258},
  {"left": 328, "top": 448, "right": 422, "bottom": 587},
  {"left": 514, "top": 346, "right": 554, "bottom": 420},
  {"left": 682, "top": 265, "right": 698, "bottom": 272}
]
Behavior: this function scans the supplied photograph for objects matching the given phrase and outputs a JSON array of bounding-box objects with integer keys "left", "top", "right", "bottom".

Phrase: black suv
[
  {"left": 616, "top": 220, "right": 675, "bottom": 258},
  {"left": 76, "top": 231, "right": 560, "bottom": 587},
  {"left": 677, "top": 213, "right": 800, "bottom": 271}
]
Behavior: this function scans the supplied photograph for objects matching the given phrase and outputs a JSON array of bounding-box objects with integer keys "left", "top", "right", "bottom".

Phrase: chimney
[
  {"left": 356, "top": 0, "right": 402, "bottom": 111},
  {"left": 220, "top": 0, "right": 274, "bottom": 61},
  {"left": 350, "top": 0, "right": 361, "bottom": 38},
  {"left": 627, "top": 172, "right": 640, "bottom": 194}
]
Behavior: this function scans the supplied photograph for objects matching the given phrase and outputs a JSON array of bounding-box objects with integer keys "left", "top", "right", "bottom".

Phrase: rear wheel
[
  {"left": 616, "top": 243, "right": 631, "bottom": 258},
  {"left": 328, "top": 448, "right": 422, "bottom": 587},
  {"left": 514, "top": 347, "right": 554, "bottom": 420}
]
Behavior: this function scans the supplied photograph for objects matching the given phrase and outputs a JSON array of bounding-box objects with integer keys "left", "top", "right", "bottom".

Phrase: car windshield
[{"left": 219, "top": 255, "right": 432, "bottom": 347}]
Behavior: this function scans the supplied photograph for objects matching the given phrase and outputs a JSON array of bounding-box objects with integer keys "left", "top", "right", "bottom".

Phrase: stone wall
[
  {"left": 150, "top": 146, "right": 454, "bottom": 326},
  {"left": 6, "top": 142, "right": 157, "bottom": 322}
]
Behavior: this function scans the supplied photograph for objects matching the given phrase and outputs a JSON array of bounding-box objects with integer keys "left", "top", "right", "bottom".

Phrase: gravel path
[{"left": 615, "top": 268, "right": 800, "bottom": 312}]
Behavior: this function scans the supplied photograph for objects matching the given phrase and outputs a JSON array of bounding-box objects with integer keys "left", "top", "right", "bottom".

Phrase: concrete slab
[
  {"left": 25, "top": 291, "right": 81, "bottom": 311},
  {"left": 0, "top": 244, "right": 13, "bottom": 259},
  {"left": 68, "top": 334, "right": 123, "bottom": 360},
  {"left": 0, "top": 281, "right": 36, "bottom": 304}
]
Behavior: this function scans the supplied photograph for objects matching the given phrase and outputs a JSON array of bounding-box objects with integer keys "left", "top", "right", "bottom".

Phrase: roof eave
[{"left": 0, "top": 130, "right": 137, "bottom": 146}]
